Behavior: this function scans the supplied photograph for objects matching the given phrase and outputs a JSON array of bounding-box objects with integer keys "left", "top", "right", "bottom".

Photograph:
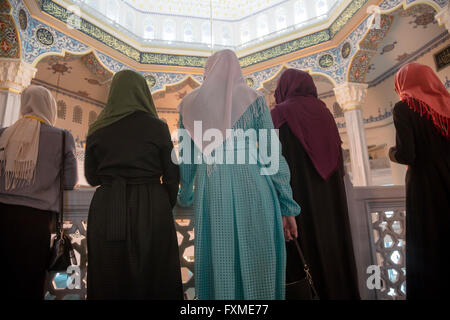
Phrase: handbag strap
[
  {"left": 57, "top": 130, "right": 66, "bottom": 236},
  {"left": 293, "top": 238, "right": 319, "bottom": 298}
]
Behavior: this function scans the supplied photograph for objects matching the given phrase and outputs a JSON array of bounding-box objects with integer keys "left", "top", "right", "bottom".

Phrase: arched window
[
  {"left": 276, "top": 8, "right": 287, "bottom": 31},
  {"left": 57, "top": 100, "right": 67, "bottom": 120},
  {"left": 240, "top": 23, "right": 250, "bottom": 44},
  {"left": 88, "top": 111, "right": 98, "bottom": 125},
  {"left": 201, "top": 21, "right": 211, "bottom": 44},
  {"left": 222, "top": 26, "right": 231, "bottom": 45},
  {"left": 183, "top": 22, "right": 193, "bottom": 42},
  {"left": 125, "top": 9, "right": 135, "bottom": 32},
  {"left": 257, "top": 15, "right": 269, "bottom": 37},
  {"left": 106, "top": 0, "right": 119, "bottom": 22},
  {"left": 143, "top": 18, "right": 155, "bottom": 39},
  {"left": 72, "top": 106, "right": 83, "bottom": 124},
  {"left": 163, "top": 19, "right": 176, "bottom": 41},
  {"left": 316, "top": 0, "right": 328, "bottom": 16},
  {"left": 86, "top": 0, "right": 97, "bottom": 8},
  {"left": 294, "top": 0, "right": 308, "bottom": 24}
]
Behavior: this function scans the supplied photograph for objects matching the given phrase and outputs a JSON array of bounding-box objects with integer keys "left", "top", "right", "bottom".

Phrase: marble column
[
  {"left": 334, "top": 82, "right": 372, "bottom": 186},
  {"left": 436, "top": 4, "right": 450, "bottom": 33},
  {"left": 0, "top": 58, "right": 37, "bottom": 128}
]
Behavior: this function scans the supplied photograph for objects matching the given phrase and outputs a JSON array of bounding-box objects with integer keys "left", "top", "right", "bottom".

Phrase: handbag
[
  {"left": 285, "top": 238, "right": 319, "bottom": 300},
  {"left": 48, "top": 130, "right": 77, "bottom": 272}
]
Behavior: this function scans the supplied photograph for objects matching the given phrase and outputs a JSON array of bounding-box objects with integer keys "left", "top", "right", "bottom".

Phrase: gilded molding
[
  {"left": 239, "top": 30, "right": 331, "bottom": 68},
  {"left": 330, "top": 0, "right": 369, "bottom": 37}
]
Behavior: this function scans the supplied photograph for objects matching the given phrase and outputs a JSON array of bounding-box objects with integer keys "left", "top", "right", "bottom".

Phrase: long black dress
[
  {"left": 389, "top": 101, "right": 450, "bottom": 300},
  {"left": 279, "top": 123, "right": 360, "bottom": 300},
  {"left": 85, "top": 111, "right": 183, "bottom": 300}
]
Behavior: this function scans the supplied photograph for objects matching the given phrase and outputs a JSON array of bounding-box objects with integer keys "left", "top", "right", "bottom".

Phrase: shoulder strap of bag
[
  {"left": 58, "top": 130, "right": 66, "bottom": 236},
  {"left": 293, "top": 238, "right": 319, "bottom": 298}
]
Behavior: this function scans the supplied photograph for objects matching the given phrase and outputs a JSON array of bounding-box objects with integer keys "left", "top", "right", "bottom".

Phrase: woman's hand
[{"left": 282, "top": 216, "right": 298, "bottom": 242}]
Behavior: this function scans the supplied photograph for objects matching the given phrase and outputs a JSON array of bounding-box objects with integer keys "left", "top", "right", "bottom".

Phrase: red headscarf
[
  {"left": 395, "top": 62, "right": 450, "bottom": 139},
  {"left": 271, "top": 69, "right": 342, "bottom": 180}
]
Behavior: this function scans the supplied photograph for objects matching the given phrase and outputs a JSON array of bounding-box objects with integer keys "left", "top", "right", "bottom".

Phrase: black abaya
[
  {"left": 279, "top": 123, "right": 360, "bottom": 300},
  {"left": 0, "top": 202, "right": 52, "bottom": 300},
  {"left": 389, "top": 101, "right": 450, "bottom": 300},
  {"left": 85, "top": 111, "right": 183, "bottom": 300}
]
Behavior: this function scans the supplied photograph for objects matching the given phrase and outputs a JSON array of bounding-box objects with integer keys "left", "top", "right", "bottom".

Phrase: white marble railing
[
  {"left": 44, "top": 182, "right": 406, "bottom": 300},
  {"left": 345, "top": 179, "right": 406, "bottom": 300},
  {"left": 44, "top": 188, "right": 195, "bottom": 300}
]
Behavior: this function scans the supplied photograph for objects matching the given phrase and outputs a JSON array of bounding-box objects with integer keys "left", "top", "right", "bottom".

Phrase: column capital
[
  {"left": 333, "top": 82, "right": 368, "bottom": 111},
  {"left": 0, "top": 58, "right": 37, "bottom": 92},
  {"left": 436, "top": 4, "right": 450, "bottom": 33}
]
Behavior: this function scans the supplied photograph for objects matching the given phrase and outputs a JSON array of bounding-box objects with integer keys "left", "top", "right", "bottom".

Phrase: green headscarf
[{"left": 87, "top": 70, "right": 158, "bottom": 137}]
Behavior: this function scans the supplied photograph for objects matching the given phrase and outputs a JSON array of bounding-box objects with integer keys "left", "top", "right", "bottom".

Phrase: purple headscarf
[{"left": 271, "top": 69, "right": 342, "bottom": 180}]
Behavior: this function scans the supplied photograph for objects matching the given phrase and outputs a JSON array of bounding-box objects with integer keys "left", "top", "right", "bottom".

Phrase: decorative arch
[
  {"left": 0, "top": 0, "right": 21, "bottom": 58},
  {"left": 31, "top": 49, "right": 115, "bottom": 77},
  {"left": 152, "top": 76, "right": 201, "bottom": 101},
  {"left": 346, "top": 1, "right": 442, "bottom": 83},
  {"left": 347, "top": 14, "right": 395, "bottom": 83},
  {"left": 254, "top": 65, "right": 337, "bottom": 109},
  {"left": 309, "top": 71, "right": 338, "bottom": 88},
  {"left": 257, "top": 65, "right": 338, "bottom": 93},
  {"left": 378, "top": 0, "right": 444, "bottom": 14},
  {"left": 257, "top": 64, "right": 289, "bottom": 94}
]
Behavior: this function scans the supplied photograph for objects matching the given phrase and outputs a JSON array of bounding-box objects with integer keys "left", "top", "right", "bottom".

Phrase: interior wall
[{"left": 319, "top": 38, "right": 450, "bottom": 185}]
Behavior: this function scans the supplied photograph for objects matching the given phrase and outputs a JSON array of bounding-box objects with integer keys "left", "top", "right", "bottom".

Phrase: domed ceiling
[{"left": 55, "top": 0, "right": 345, "bottom": 50}]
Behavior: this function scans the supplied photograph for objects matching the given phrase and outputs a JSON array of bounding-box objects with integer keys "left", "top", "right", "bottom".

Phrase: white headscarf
[
  {"left": 0, "top": 85, "right": 57, "bottom": 190},
  {"left": 178, "top": 49, "right": 259, "bottom": 154}
]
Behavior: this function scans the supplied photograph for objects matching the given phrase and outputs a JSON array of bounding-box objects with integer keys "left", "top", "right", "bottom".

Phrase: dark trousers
[{"left": 0, "top": 202, "right": 52, "bottom": 300}]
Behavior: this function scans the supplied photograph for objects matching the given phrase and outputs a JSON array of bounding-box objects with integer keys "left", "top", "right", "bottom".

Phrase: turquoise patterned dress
[{"left": 178, "top": 96, "right": 300, "bottom": 300}]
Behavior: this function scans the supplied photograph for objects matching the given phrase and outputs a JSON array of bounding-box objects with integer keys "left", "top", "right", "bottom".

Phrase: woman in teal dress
[{"left": 177, "top": 50, "right": 300, "bottom": 300}]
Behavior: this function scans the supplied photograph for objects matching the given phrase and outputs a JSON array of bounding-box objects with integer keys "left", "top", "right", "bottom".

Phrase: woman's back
[
  {"left": 0, "top": 124, "right": 77, "bottom": 212},
  {"left": 391, "top": 101, "right": 450, "bottom": 166},
  {"left": 85, "top": 111, "right": 175, "bottom": 183},
  {"left": 389, "top": 63, "right": 450, "bottom": 299},
  {"left": 85, "top": 70, "right": 182, "bottom": 300},
  {"left": 178, "top": 96, "right": 300, "bottom": 300}
]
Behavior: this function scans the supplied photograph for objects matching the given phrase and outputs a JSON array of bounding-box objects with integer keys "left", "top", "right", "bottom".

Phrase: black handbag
[
  {"left": 48, "top": 130, "right": 77, "bottom": 272},
  {"left": 285, "top": 238, "right": 319, "bottom": 300}
]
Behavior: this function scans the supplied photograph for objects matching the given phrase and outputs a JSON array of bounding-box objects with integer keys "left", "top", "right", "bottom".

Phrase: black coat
[
  {"left": 389, "top": 101, "right": 450, "bottom": 300},
  {"left": 84, "top": 111, "right": 183, "bottom": 300},
  {"left": 279, "top": 123, "right": 360, "bottom": 300}
]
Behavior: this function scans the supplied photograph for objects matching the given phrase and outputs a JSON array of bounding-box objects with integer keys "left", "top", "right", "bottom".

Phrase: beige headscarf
[
  {"left": 178, "top": 49, "right": 259, "bottom": 155},
  {"left": 0, "top": 85, "right": 57, "bottom": 190}
]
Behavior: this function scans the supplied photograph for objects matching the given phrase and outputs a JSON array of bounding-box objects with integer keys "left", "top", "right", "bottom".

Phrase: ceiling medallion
[
  {"left": 318, "top": 54, "right": 334, "bottom": 69},
  {"left": 145, "top": 75, "right": 157, "bottom": 88},
  {"left": 341, "top": 42, "right": 351, "bottom": 59},
  {"left": 246, "top": 77, "right": 255, "bottom": 88},
  {"left": 36, "top": 28, "right": 54, "bottom": 46},
  {"left": 19, "top": 9, "right": 28, "bottom": 31}
]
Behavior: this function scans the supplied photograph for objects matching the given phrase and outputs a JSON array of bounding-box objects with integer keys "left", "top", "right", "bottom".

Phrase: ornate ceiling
[{"left": 60, "top": 0, "right": 345, "bottom": 50}]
